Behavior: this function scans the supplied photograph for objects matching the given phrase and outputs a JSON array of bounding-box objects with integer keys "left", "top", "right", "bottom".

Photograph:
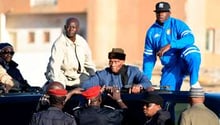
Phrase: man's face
[
  {"left": 155, "top": 11, "right": 170, "bottom": 24},
  {"left": 109, "top": 59, "right": 124, "bottom": 73},
  {"left": 64, "top": 20, "right": 79, "bottom": 38},
  {"left": 0, "top": 47, "right": 14, "bottom": 63},
  {"left": 143, "top": 103, "right": 160, "bottom": 117}
]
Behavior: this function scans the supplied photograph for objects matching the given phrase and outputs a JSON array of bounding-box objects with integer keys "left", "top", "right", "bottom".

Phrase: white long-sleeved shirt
[{"left": 45, "top": 33, "right": 96, "bottom": 86}]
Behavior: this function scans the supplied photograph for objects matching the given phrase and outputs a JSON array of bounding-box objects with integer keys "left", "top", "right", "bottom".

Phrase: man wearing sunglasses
[
  {"left": 142, "top": 93, "right": 173, "bottom": 125},
  {"left": 0, "top": 42, "right": 30, "bottom": 92}
]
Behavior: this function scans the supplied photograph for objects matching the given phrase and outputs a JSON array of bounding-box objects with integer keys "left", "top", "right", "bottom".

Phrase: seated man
[
  {"left": 81, "top": 48, "right": 153, "bottom": 93},
  {"left": 0, "top": 42, "right": 30, "bottom": 92}
]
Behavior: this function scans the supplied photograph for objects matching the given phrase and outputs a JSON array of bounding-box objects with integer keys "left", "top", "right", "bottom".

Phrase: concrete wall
[{"left": 0, "top": 0, "right": 220, "bottom": 68}]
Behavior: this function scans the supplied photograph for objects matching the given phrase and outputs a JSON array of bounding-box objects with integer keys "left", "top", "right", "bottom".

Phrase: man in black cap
[
  {"left": 179, "top": 87, "right": 219, "bottom": 125},
  {"left": 81, "top": 48, "right": 153, "bottom": 93},
  {"left": 143, "top": 1, "right": 202, "bottom": 91},
  {"left": 142, "top": 93, "right": 173, "bottom": 125}
]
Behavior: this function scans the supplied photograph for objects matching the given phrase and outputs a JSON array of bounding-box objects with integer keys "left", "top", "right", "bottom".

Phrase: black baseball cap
[
  {"left": 142, "top": 93, "right": 164, "bottom": 107},
  {"left": 154, "top": 2, "right": 171, "bottom": 13}
]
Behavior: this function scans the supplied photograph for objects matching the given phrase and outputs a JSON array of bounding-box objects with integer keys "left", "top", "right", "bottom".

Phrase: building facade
[{"left": 0, "top": 0, "right": 220, "bottom": 86}]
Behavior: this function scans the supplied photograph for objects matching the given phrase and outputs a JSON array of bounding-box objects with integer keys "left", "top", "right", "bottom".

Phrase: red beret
[
  {"left": 82, "top": 86, "right": 101, "bottom": 99},
  {"left": 47, "top": 89, "right": 67, "bottom": 96}
]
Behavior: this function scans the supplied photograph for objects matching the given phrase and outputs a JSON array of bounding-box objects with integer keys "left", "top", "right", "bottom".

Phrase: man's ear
[
  {"left": 76, "top": 27, "right": 80, "bottom": 33},
  {"left": 98, "top": 95, "right": 102, "bottom": 102},
  {"left": 62, "top": 100, "right": 66, "bottom": 106}
]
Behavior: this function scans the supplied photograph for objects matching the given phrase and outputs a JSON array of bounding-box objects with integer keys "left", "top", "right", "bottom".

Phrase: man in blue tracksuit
[{"left": 143, "top": 2, "right": 201, "bottom": 91}]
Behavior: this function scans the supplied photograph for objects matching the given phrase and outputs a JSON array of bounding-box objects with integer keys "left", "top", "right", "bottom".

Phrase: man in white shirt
[{"left": 45, "top": 17, "right": 96, "bottom": 90}]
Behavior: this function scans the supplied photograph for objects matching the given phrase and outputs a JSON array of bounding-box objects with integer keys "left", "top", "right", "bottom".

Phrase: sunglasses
[
  {"left": 145, "top": 103, "right": 155, "bottom": 108},
  {"left": 1, "top": 51, "right": 15, "bottom": 55}
]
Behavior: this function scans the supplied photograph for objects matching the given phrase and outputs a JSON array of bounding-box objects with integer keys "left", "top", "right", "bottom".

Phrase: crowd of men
[{"left": 0, "top": 1, "right": 219, "bottom": 125}]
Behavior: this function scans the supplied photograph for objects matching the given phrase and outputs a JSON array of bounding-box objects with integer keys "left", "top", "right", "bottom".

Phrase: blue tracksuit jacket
[{"left": 143, "top": 17, "right": 201, "bottom": 90}]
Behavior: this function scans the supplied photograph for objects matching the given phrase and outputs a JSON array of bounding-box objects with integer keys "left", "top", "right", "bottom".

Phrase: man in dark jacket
[
  {"left": 73, "top": 85, "right": 127, "bottom": 125},
  {"left": 142, "top": 93, "right": 173, "bottom": 125},
  {"left": 29, "top": 81, "right": 78, "bottom": 125},
  {"left": 0, "top": 42, "right": 30, "bottom": 91}
]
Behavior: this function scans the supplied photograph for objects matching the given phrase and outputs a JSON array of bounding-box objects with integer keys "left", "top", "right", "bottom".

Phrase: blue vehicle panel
[{"left": 0, "top": 89, "right": 219, "bottom": 125}]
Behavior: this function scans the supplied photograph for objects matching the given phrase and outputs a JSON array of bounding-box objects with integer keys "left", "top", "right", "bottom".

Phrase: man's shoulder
[
  {"left": 103, "top": 105, "right": 116, "bottom": 110},
  {"left": 96, "top": 68, "right": 111, "bottom": 74},
  {"left": 169, "top": 17, "right": 186, "bottom": 25},
  {"left": 76, "top": 34, "right": 88, "bottom": 44},
  {"left": 126, "top": 65, "right": 140, "bottom": 71},
  {"left": 158, "top": 110, "right": 171, "bottom": 119},
  {"left": 72, "top": 106, "right": 83, "bottom": 111},
  {"left": 126, "top": 65, "right": 138, "bottom": 68},
  {"left": 52, "top": 33, "right": 67, "bottom": 46},
  {"left": 64, "top": 112, "right": 75, "bottom": 118},
  {"left": 72, "top": 105, "right": 115, "bottom": 112},
  {"left": 181, "top": 106, "right": 198, "bottom": 115},
  {"left": 32, "top": 110, "right": 48, "bottom": 117},
  {"left": 147, "top": 23, "right": 161, "bottom": 35}
]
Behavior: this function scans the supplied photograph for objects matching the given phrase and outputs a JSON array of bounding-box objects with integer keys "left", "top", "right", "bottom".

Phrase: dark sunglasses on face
[
  {"left": 1, "top": 51, "right": 15, "bottom": 55},
  {"left": 145, "top": 103, "right": 155, "bottom": 108}
]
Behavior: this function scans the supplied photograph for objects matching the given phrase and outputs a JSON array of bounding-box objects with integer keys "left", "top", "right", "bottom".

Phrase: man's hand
[
  {"left": 130, "top": 84, "right": 143, "bottom": 94},
  {"left": 65, "top": 87, "right": 83, "bottom": 102},
  {"left": 156, "top": 44, "right": 171, "bottom": 57},
  {"left": 145, "top": 87, "right": 155, "bottom": 92},
  {"left": 103, "top": 86, "right": 114, "bottom": 94},
  {"left": 107, "top": 87, "right": 128, "bottom": 109},
  {"left": 107, "top": 87, "right": 121, "bottom": 101}
]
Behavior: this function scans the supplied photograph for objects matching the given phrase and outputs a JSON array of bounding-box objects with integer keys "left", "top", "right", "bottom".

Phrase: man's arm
[
  {"left": 170, "top": 19, "right": 195, "bottom": 49},
  {"left": 128, "top": 66, "right": 153, "bottom": 93},
  {"left": 0, "top": 65, "right": 15, "bottom": 92},
  {"left": 143, "top": 32, "right": 157, "bottom": 80},
  {"left": 81, "top": 73, "right": 100, "bottom": 89},
  {"left": 80, "top": 35, "right": 96, "bottom": 75},
  {"left": 179, "top": 112, "right": 188, "bottom": 125},
  {"left": 45, "top": 39, "right": 64, "bottom": 82}
]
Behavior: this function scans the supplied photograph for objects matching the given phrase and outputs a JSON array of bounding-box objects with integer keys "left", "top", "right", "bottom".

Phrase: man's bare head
[{"left": 46, "top": 81, "right": 64, "bottom": 91}]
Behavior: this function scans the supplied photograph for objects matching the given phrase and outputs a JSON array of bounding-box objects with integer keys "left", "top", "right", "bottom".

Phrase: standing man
[
  {"left": 179, "top": 87, "right": 219, "bottom": 125},
  {"left": 81, "top": 48, "right": 153, "bottom": 94},
  {"left": 143, "top": 1, "right": 201, "bottom": 91},
  {"left": 30, "top": 81, "right": 78, "bottom": 125},
  {"left": 45, "top": 17, "right": 96, "bottom": 90},
  {"left": 73, "top": 85, "right": 127, "bottom": 125}
]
